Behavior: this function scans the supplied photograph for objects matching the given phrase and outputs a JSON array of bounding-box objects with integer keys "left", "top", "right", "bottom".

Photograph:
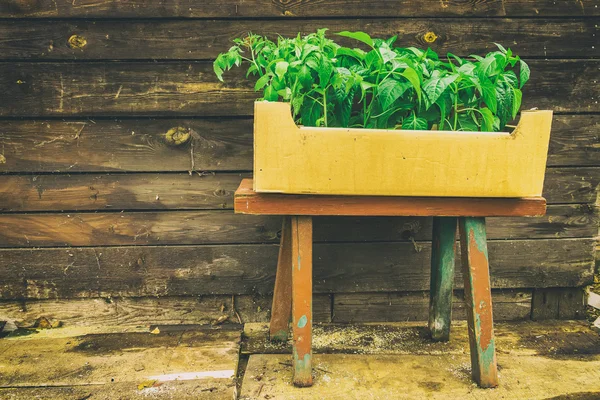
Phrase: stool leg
[
  {"left": 459, "top": 217, "right": 499, "bottom": 388},
  {"left": 429, "top": 217, "right": 457, "bottom": 342},
  {"left": 291, "top": 216, "right": 313, "bottom": 387},
  {"left": 269, "top": 217, "right": 292, "bottom": 342}
]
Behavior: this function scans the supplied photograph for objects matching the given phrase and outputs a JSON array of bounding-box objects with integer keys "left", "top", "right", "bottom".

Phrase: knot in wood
[
  {"left": 424, "top": 31, "right": 438, "bottom": 43},
  {"left": 68, "top": 34, "right": 87, "bottom": 49},
  {"left": 165, "top": 127, "right": 191, "bottom": 146}
]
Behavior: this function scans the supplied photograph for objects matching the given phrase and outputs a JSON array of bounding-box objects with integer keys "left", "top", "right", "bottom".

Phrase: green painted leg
[
  {"left": 429, "top": 217, "right": 457, "bottom": 342},
  {"left": 459, "top": 217, "right": 499, "bottom": 388}
]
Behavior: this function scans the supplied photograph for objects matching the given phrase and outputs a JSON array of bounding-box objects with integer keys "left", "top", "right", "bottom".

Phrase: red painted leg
[
  {"left": 459, "top": 217, "right": 499, "bottom": 388},
  {"left": 291, "top": 216, "right": 313, "bottom": 387},
  {"left": 269, "top": 217, "right": 292, "bottom": 342}
]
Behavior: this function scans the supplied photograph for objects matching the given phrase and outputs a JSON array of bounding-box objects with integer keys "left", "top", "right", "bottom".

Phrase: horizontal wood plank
[
  {"left": 0, "top": 173, "right": 250, "bottom": 211},
  {"left": 0, "top": 118, "right": 596, "bottom": 173},
  {"left": 0, "top": 168, "right": 597, "bottom": 212},
  {"left": 0, "top": 205, "right": 596, "bottom": 247},
  {"left": 332, "top": 290, "right": 533, "bottom": 323},
  {"left": 0, "top": 19, "right": 596, "bottom": 59},
  {"left": 0, "top": 60, "right": 596, "bottom": 117},
  {"left": 1, "top": 0, "right": 596, "bottom": 17},
  {"left": 531, "top": 287, "right": 587, "bottom": 320},
  {"left": 235, "top": 179, "right": 547, "bottom": 217},
  {"left": 0, "top": 294, "right": 332, "bottom": 328},
  {"left": 0, "top": 239, "right": 594, "bottom": 299},
  {"left": 0, "top": 115, "right": 597, "bottom": 174}
]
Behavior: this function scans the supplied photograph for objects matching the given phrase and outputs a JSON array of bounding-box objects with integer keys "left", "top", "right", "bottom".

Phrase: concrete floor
[{"left": 1, "top": 321, "right": 599, "bottom": 399}]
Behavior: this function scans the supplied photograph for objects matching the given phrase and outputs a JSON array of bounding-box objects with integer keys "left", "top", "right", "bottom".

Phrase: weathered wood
[
  {"left": 0, "top": 60, "right": 596, "bottom": 117},
  {"left": 532, "top": 287, "right": 587, "bottom": 320},
  {"left": 429, "top": 217, "right": 457, "bottom": 341},
  {"left": 1, "top": 0, "right": 596, "bottom": 17},
  {"left": 1, "top": 115, "right": 596, "bottom": 174},
  {"left": 235, "top": 179, "right": 547, "bottom": 216},
  {"left": 0, "top": 173, "right": 249, "bottom": 212},
  {"left": 0, "top": 381, "right": 231, "bottom": 400},
  {"left": 0, "top": 119, "right": 253, "bottom": 172},
  {"left": 334, "top": 290, "right": 533, "bottom": 323},
  {"left": 241, "top": 353, "right": 600, "bottom": 399},
  {"left": 547, "top": 114, "right": 600, "bottom": 166},
  {"left": 543, "top": 168, "right": 600, "bottom": 204},
  {"left": 0, "top": 239, "right": 593, "bottom": 299},
  {"left": 0, "top": 327, "right": 240, "bottom": 393},
  {"left": 0, "top": 170, "right": 596, "bottom": 213},
  {"left": 0, "top": 19, "right": 597, "bottom": 59},
  {"left": 458, "top": 217, "right": 498, "bottom": 388},
  {"left": 0, "top": 205, "right": 596, "bottom": 247},
  {"left": 0, "top": 294, "right": 332, "bottom": 328},
  {"left": 291, "top": 216, "right": 313, "bottom": 386},
  {"left": 243, "top": 320, "right": 600, "bottom": 356},
  {"left": 270, "top": 217, "right": 293, "bottom": 341},
  {"left": 0, "top": 211, "right": 283, "bottom": 247}
]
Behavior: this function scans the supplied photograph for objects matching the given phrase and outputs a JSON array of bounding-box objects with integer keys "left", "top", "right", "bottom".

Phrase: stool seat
[
  {"left": 234, "top": 178, "right": 547, "bottom": 389},
  {"left": 235, "top": 179, "right": 546, "bottom": 217}
]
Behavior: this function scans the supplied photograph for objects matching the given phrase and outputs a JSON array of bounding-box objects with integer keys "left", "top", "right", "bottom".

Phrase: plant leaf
[
  {"left": 254, "top": 74, "right": 270, "bottom": 91},
  {"left": 480, "top": 78, "right": 497, "bottom": 114},
  {"left": 519, "top": 60, "right": 530, "bottom": 88},
  {"left": 400, "top": 67, "right": 422, "bottom": 102},
  {"left": 479, "top": 107, "right": 494, "bottom": 131},
  {"left": 336, "top": 31, "right": 374, "bottom": 48},
  {"left": 298, "top": 64, "right": 312, "bottom": 88},
  {"left": 423, "top": 73, "right": 458, "bottom": 109},
  {"left": 402, "top": 112, "right": 428, "bottom": 130},
  {"left": 378, "top": 78, "right": 410, "bottom": 110},
  {"left": 511, "top": 87, "right": 522, "bottom": 119},
  {"left": 275, "top": 61, "right": 289, "bottom": 79},
  {"left": 318, "top": 60, "right": 333, "bottom": 88},
  {"left": 263, "top": 85, "right": 278, "bottom": 101}
]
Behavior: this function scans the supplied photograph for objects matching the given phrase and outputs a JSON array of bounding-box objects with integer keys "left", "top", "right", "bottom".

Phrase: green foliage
[{"left": 213, "top": 30, "right": 530, "bottom": 131}]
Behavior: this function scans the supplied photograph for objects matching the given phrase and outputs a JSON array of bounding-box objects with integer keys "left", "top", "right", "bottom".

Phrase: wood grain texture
[
  {"left": 0, "top": 60, "right": 596, "bottom": 117},
  {"left": 0, "top": 168, "right": 596, "bottom": 212},
  {"left": 270, "top": 217, "right": 293, "bottom": 341},
  {"left": 290, "top": 216, "right": 313, "bottom": 386},
  {"left": 0, "top": 294, "right": 333, "bottom": 328},
  {"left": 0, "top": 328, "right": 241, "bottom": 391},
  {"left": 1, "top": 115, "right": 596, "bottom": 174},
  {"left": 0, "top": 239, "right": 593, "bottom": 299},
  {"left": 0, "top": 174, "right": 249, "bottom": 212},
  {"left": 334, "top": 290, "right": 533, "bottom": 323},
  {"left": 0, "top": 19, "right": 596, "bottom": 59},
  {"left": 458, "top": 217, "right": 498, "bottom": 388},
  {"left": 235, "top": 179, "right": 547, "bottom": 217},
  {"left": 0, "top": 205, "right": 596, "bottom": 247},
  {"left": 0, "top": 119, "right": 253, "bottom": 172},
  {"left": 242, "top": 320, "right": 600, "bottom": 356},
  {"left": 429, "top": 217, "right": 457, "bottom": 341},
  {"left": 531, "top": 287, "right": 587, "bottom": 320},
  {"left": 1, "top": 0, "right": 596, "bottom": 17}
]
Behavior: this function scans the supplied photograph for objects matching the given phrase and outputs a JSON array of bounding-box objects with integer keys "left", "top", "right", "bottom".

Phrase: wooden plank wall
[{"left": 0, "top": 1, "right": 598, "bottom": 327}]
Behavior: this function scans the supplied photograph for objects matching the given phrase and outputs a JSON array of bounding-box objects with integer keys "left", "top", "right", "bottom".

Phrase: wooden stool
[{"left": 234, "top": 179, "right": 546, "bottom": 388}]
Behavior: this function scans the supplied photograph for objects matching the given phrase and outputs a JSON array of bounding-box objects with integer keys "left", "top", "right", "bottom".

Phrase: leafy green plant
[{"left": 214, "top": 29, "right": 529, "bottom": 132}]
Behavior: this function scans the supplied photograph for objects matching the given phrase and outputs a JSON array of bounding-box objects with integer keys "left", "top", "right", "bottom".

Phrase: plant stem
[
  {"left": 452, "top": 83, "right": 459, "bottom": 131},
  {"left": 323, "top": 89, "right": 328, "bottom": 127}
]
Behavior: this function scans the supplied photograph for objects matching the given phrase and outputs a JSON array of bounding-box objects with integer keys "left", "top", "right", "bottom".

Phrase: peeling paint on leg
[
  {"left": 297, "top": 254, "right": 301, "bottom": 271},
  {"left": 297, "top": 315, "right": 308, "bottom": 328},
  {"left": 270, "top": 329, "right": 288, "bottom": 342}
]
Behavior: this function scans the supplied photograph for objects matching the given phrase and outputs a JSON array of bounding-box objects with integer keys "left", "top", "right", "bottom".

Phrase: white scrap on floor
[
  {"left": 588, "top": 291, "right": 600, "bottom": 309},
  {"left": 148, "top": 370, "right": 235, "bottom": 381}
]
